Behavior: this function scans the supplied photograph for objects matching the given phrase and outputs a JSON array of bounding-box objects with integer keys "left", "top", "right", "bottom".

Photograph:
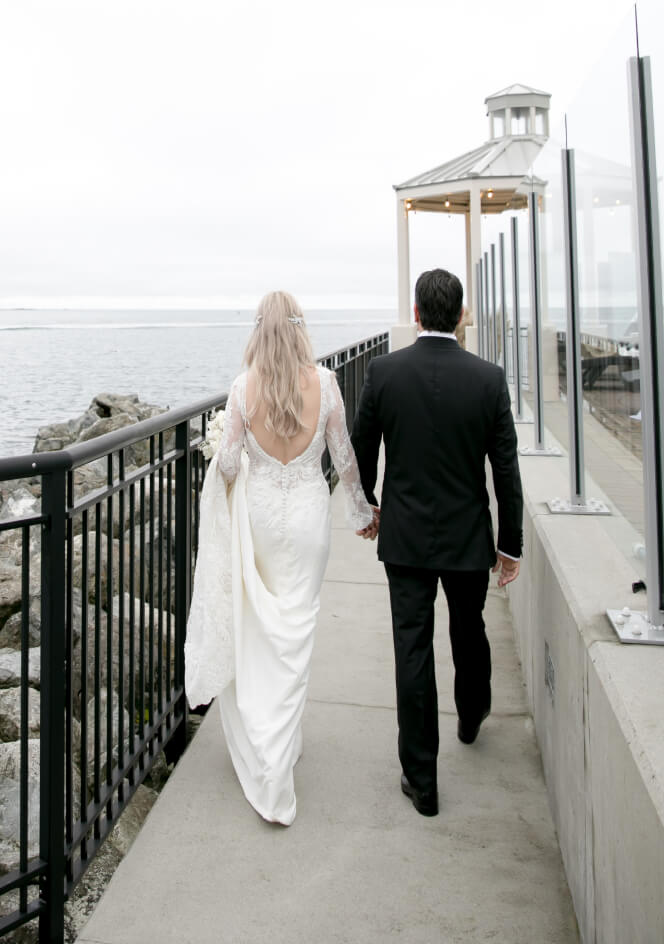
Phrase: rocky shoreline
[{"left": 0, "top": 393, "right": 200, "bottom": 943}]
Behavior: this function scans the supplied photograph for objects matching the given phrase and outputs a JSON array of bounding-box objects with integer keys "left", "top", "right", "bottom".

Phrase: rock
[
  {"left": 0, "top": 741, "right": 40, "bottom": 868},
  {"left": 0, "top": 649, "right": 40, "bottom": 689},
  {"left": 31, "top": 394, "right": 168, "bottom": 470},
  {"left": 62, "top": 778, "right": 158, "bottom": 940},
  {"left": 0, "top": 569, "right": 22, "bottom": 630},
  {"left": 0, "top": 740, "right": 40, "bottom": 782},
  {"left": 143, "top": 750, "right": 173, "bottom": 793},
  {"left": 107, "top": 783, "right": 157, "bottom": 856},
  {"left": 0, "top": 689, "right": 40, "bottom": 742},
  {"left": 32, "top": 409, "right": 98, "bottom": 453},
  {"left": 84, "top": 688, "right": 130, "bottom": 783},
  {"left": 71, "top": 532, "right": 121, "bottom": 605},
  {"left": 92, "top": 393, "right": 141, "bottom": 417},
  {"left": 77, "top": 412, "right": 138, "bottom": 445},
  {"left": 0, "top": 487, "right": 40, "bottom": 524},
  {"left": 0, "top": 599, "right": 41, "bottom": 649},
  {"left": 63, "top": 835, "right": 123, "bottom": 942},
  {"left": 0, "top": 886, "right": 39, "bottom": 941},
  {"left": 0, "top": 739, "right": 80, "bottom": 882}
]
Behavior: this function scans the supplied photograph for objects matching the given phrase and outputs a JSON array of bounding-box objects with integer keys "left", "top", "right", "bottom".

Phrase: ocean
[{"left": 0, "top": 308, "right": 394, "bottom": 458}]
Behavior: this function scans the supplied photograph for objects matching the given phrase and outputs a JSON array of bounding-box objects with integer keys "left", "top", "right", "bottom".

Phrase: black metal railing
[{"left": 0, "top": 331, "right": 387, "bottom": 943}]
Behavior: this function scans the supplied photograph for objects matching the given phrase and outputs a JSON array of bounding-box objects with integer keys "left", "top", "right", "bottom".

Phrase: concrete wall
[{"left": 505, "top": 421, "right": 664, "bottom": 944}]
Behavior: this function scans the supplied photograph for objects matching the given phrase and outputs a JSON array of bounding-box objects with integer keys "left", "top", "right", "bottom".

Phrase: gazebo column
[
  {"left": 464, "top": 182, "right": 482, "bottom": 354},
  {"left": 391, "top": 196, "right": 417, "bottom": 350}
]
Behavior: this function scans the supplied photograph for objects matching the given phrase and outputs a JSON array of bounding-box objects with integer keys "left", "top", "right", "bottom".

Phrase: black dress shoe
[
  {"left": 457, "top": 709, "right": 490, "bottom": 745},
  {"left": 400, "top": 774, "right": 438, "bottom": 817}
]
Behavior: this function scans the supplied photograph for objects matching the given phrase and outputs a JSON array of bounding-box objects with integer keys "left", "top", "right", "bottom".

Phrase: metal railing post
[
  {"left": 172, "top": 419, "right": 192, "bottom": 759},
  {"left": 477, "top": 261, "right": 484, "bottom": 359},
  {"left": 547, "top": 146, "right": 610, "bottom": 517},
  {"left": 519, "top": 193, "right": 561, "bottom": 457},
  {"left": 491, "top": 243, "right": 498, "bottom": 364},
  {"left": 511, "top": 217, "right": 527, "bottom": 422},
  {"left": 39, "top": 467, "right": 67, "bottom": 944},
  {"left": 499, "top": 232, "right": 508, "bottom": 372},
  {"left": 483, "top": 251, "right": 490, "bottom": 361},
  {"left": 608, "top": 57, "right": 664, "bottom": 642}
]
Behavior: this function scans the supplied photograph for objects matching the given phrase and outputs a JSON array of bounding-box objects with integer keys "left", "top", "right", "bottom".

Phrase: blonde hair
[{"left": 243, "top": 290, "right": 316, "bottom": 439}]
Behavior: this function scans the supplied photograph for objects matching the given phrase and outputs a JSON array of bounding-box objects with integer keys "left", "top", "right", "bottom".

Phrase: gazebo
[{"left": 392, "top": 83, "right": 551, "bottom": 349}]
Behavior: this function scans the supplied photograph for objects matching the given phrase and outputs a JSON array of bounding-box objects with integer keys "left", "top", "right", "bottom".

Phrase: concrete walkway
[{"left": 76, "top": 482, "right": 579, "bottom": 944}]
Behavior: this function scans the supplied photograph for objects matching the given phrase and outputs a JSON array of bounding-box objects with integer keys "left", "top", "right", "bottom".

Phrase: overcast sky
[{"left": 0, "top": 0, "right": 653, "bottom": 309}]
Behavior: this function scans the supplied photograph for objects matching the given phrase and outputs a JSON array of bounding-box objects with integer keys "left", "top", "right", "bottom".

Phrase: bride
[{"left": 185, "top": 291, "right": 377, "bottom": 826}]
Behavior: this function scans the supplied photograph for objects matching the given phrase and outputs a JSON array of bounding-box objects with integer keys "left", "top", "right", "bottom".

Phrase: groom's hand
[{"left": 492, "top": 553, "right": 520, "bottom": 587}]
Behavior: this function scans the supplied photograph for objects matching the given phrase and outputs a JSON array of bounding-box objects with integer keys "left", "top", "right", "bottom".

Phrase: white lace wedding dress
[{"left": 186, "top": 365, "right": 372, "bottom": 826}]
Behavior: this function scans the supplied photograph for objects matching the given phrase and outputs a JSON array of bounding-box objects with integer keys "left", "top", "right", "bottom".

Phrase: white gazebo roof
[{"left": 395, "top": 136, "right": 545, "bottom": 191}]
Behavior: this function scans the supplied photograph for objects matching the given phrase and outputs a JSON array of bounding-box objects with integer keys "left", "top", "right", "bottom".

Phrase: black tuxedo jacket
[{"left": 351, "top": 337, "right": 523, "bottom": 570}]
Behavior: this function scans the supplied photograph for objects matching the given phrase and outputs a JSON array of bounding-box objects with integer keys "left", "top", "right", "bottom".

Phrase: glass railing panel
[
  {"left": 561, "top": 14, "right": 645, "bottom": 560},
  {"left": 527, "top": 128, "right": 572, "bottom": 451}
]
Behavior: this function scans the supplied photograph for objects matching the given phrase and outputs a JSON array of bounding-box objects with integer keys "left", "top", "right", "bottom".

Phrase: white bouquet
[{"left": 200, "top": 409, "right": 225, "bottom": 460}]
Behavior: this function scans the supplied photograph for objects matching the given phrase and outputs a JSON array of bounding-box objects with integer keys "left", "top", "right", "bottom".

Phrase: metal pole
[
  {"left": 511, "top": 216, "right": 524, "bottom": 419},
  {"left": 499, "top": 232, "right": 508, "bottom": 372},
  {"left": 478, "top": 259, "right": 485, "bottom": 359},
  {"left": 563, "top": 149, "right": 585, "bottom": 503},
  {"left": 608, "top": 57, "right": 664, "bottom": 641},
  {"left": 548, "top": 148, "right": 610, "bottom": 516},
  {"left": 172, "top": 419, "right": 192, "bottom": 759},
  {"left": 491, "top": 243, "right": 498, "bottom": 364},
  {"left": 519, "top": 195, "right": 561, "bottom": 456},
  {"left": 530, "top": 192, "right": 545, "bottom": 449},
  {"left": 483, "top": 251, "right": 490, "bottom": 361},
  {"left": 39, "top": 467, "right": 67, "bottom": 943}
]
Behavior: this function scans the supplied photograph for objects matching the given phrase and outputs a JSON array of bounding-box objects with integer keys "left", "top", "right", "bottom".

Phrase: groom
[{"left": 351, "top": 268, "right": 523, "bottom": 817}]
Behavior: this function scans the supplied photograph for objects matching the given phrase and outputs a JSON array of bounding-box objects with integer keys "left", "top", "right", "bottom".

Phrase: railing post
[
  {"left": 499, "top": 232, "right": 508, "bottom": 372},
  {"left": 608, "top": 56, "right": 664, "bottom": 642},
  {"left": 478, "top": 259, "right": 485, "bottom": 359},
  {"left": 39, "top": 467, "right": 67, "bottom": 944},
  {"left": 171, "top": 419, "right": 191, "bottom": 760},
  {"left": 519, "top": 193, "right": 561, "bottom": 457},
  {"left": 547, "top": 147, "right": 610, "bottom": 518},
  {"left": 511, "top": 217, "right": 527, "bottom": 421},
  {"left": 483, "top": 250, "right": 490, "bottom": 361},
  {"left": 491, "top": 243, "right": 498, "bottom": 364}
]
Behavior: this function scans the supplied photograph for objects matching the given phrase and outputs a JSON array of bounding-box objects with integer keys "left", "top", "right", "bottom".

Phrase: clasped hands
[{"left": 356, "top": 505, "right": 380, "bottom": 540}]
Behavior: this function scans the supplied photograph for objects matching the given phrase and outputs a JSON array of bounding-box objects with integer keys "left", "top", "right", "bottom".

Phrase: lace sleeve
[
  {"left": 216, "top": 375, "right": 246, "bottom": 486},
  {"left": 325, "top": 371, "right": 374, "bottom": 530}
]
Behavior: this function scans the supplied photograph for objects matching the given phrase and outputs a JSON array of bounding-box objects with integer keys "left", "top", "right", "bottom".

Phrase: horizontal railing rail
[{"left": 0, "top": 330, "right": 387, "bottom": 942}]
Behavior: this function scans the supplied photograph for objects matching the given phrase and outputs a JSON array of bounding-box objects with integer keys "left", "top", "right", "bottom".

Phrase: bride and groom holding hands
[{"left": 185, "top": 267, "right": 523, "bottom": 824}]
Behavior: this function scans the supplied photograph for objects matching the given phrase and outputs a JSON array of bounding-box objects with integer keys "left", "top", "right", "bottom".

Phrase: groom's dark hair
[{"left": 415, "top": 269, "right": 463, "bottom": 333}]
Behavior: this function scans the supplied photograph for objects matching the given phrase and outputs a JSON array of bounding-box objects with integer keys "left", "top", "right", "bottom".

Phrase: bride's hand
[{"left": 356, "top": 505, "right": 380, "bottom": 540}]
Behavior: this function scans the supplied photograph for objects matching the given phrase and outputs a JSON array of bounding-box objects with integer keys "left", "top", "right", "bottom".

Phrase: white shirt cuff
[{"left": 497, "top": 549, "right": 520, "bottom": 561}]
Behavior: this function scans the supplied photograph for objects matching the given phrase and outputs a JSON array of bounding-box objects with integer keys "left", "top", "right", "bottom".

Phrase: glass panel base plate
[
  {"left": 519, "top": 445, "right": 563, "bottom": 457},
  {"left": 547, "top": 497, "right": 611, "bottom": 515},
  {"left": 607, "top": 608, "right": 664, "bottom": 645}
]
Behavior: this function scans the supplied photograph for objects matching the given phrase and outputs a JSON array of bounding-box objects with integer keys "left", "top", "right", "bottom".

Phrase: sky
[{"left": 0, "top": 0, "right": 652, "bottom": 309}]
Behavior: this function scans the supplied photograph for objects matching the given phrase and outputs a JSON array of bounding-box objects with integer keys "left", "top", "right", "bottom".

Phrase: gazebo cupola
[
  {"left": 486, "top": 84, "right": 551, "bottom": 140},
  {"left": 391, "top": 84, "right": 551, "bottom": 350}
]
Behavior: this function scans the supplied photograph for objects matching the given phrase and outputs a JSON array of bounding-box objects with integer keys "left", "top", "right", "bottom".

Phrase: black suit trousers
[{"left": 384, "top": 563, "right": 491, "bottom": 795}]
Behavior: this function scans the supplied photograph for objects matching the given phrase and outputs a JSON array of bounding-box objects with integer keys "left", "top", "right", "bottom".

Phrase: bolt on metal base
[
  {"left": 519, "top": 444, "right": 563, "bottom": 457},
  {"left": 547, "top": 497, "right": 611, "bottom": 515},
  {"left": 607, "top": 607, "right": 664, "bottom": 645}
]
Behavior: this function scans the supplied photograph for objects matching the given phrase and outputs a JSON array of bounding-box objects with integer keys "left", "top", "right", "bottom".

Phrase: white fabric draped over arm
[
  {"left": 325, "top": 372, "right": 374, "bottom": 530},
  {"left": 216, "top": 376, "right": 246, "bottom": 486},
  {"left": 184, "top": 454, "right": 235, "bottom": 707}
]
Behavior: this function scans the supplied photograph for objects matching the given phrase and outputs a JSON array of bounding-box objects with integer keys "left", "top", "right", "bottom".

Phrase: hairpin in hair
[{"left": 288, "top": 316, "right": 304, "bottom": 325}]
